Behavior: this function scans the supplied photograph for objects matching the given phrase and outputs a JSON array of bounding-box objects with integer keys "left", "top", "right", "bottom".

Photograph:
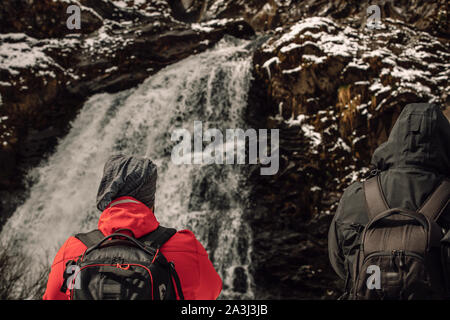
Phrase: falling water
[{"left": 1, "top": 36, "right": 255, "bottom": 299}]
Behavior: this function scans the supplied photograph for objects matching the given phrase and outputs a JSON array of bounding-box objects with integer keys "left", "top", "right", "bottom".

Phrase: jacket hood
[
  {"left": 98, "top": 196, "right": 159, "bottom": 238},
  {"left": 371, "top": 103, "right": 450, "bottom": 176},
  {"left": 96, "top": 155, "right": 158, "bottom": 212}
]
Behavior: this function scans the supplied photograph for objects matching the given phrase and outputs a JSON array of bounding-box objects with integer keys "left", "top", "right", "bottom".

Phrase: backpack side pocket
[{"left": 337, "top": 222, "right": 364, "bottom": 299}]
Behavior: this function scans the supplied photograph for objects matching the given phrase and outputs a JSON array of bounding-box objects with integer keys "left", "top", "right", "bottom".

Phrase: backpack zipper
[
  {"left": 391, "top": 250, "right": 405, "bottom": 269},
  {"left": 363, "top": 250, "right": 424, "bottom": 268}
]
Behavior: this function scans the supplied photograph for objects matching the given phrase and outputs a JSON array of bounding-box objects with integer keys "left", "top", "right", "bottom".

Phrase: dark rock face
[
  {"left": 0, "top": 0, "right": 103, "bottom": 39},
  {"left": 171, "top": 0, "right": 448, "bottom": 36}
]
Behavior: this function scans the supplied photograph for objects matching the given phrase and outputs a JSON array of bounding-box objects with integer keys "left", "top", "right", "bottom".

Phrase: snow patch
[
  {"left": 285, "top": 114, "right": 307, "bottom": 127},
  {"left": 302, "top": 54, "right": 327, "bottom": 64},
  {"left": 0, "top": 34, "right": 55, "bottom": 76},
  {"left": 262, "top": 56, "right": 280, "bottom": 78}
]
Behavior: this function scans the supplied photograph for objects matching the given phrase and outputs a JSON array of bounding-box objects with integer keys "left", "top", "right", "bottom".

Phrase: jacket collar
[{"left": 97, "top": 196, "right": 159, "bottom": 238}]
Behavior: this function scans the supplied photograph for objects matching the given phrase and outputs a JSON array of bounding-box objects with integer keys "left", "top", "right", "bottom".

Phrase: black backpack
[
  {"left": 60, "top": 226, "right": 185, "bottom": 300},
  {"left": 350, "top": 175, "right": 450, "bottom": 300}
]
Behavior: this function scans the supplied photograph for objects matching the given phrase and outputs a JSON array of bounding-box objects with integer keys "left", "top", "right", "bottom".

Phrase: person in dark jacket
[
  {"left": 43, "top": 155, "right": 223, "bottom": 300},
  {"left": 328, "top": 103, "right": 450, "bottom": 296}
]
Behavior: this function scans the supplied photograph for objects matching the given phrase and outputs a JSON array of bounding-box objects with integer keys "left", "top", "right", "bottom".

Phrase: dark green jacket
[{"left": 328, "top": 103, "right": 450, "bottom": 285}]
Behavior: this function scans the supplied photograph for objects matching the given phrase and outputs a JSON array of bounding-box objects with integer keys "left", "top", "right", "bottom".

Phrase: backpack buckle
[
  {"left": 116, "top": 264, "right": 130, "bottom": 270},
  {"left": 365, "top": 168, "right": 381, "bottom": 180}
]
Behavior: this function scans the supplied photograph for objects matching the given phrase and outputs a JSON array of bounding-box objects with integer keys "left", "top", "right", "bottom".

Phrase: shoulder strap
[
  {"left": 418, "top": 179, "right": 450, "bottom": 222},
  {"left": 139, "top": 226, "right": 177, "bottom": 249},
  {"left": 74, "top": 229, "right": 104, "bottom": 248},
  {"left": 363, "top": 175, "right": 390, "bottom": 220},
  {"left": 169, "top": 262, "right": 185, "bottom": 300}
]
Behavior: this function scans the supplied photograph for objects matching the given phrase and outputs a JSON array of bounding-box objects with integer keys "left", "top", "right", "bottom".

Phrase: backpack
[
  {"left": 350, "top": 175, "right": 450, "bottom": 300},
  {"left": 60, "top": 226, "right": 185, "bottom": 300}
]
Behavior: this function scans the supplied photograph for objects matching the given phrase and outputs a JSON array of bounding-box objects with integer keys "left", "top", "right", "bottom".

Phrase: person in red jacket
[{"left": 43, "top": 155, "right": 222, "bottom": 300}]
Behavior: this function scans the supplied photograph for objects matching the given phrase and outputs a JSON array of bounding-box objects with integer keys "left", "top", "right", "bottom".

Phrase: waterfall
[{"left": 1, "top": 36, "right": 255, "bottom": 299}]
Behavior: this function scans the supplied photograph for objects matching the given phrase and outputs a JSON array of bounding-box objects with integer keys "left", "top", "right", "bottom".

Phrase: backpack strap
[
  {"left": 363, "top": 175, "right": 390, "bottom": 220},
  {"left": 418, "top": 179, "right": 450, "bottom": 222},
  {"left": 139, "top": 226, "right": 177, "bottom": 249},
  {"left": 140, "top": 226, "right": 182, "bottom": 299},
  {"left": 169, "top": 262, "right": 185, "bottom": 300},
  {"left": 74, "top": 229, "right": 104, "bottom": 248}
]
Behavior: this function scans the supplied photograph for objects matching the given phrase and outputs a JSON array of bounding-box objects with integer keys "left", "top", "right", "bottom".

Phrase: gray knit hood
[{"left": 96, "top": 155, "right": 158, "bottom": 211}]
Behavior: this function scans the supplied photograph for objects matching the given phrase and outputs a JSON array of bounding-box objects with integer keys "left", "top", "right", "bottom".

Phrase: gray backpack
[{"left": 350, "top": 175, "right": 450, "bottom": 300}]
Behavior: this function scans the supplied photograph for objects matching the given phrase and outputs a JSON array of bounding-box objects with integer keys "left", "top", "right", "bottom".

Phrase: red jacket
[{"left": 43, "top": 196, "right": 222, "bottom": 300}]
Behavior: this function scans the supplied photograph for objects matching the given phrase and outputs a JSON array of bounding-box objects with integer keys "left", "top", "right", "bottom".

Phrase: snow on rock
[
  {"left": 262, "top": 56, "right": 280, "bottom": 78},
  {"left": 0, "top": 34, "right": 54, "bottom": 76},
  {"left": 4, "top": 34, "right": 74, "bottom": 73},
  {"left": 253, "top": 14, "right": 449, "bottom": 208},
  {"left": 301, "top": 124, "right": 322, "bottom": 150}
]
